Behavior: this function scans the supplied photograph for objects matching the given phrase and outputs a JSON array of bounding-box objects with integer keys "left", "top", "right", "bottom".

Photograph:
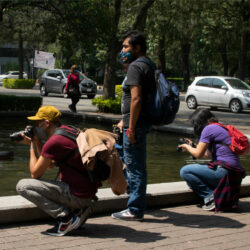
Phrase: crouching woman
[{"left": 179, "top": 108, "right": 245, "bottom": 212}]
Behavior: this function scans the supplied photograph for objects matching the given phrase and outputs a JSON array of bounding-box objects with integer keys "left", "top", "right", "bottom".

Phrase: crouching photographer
[
  {"left": 178, "top": 109, "right": 245, "bottom": 212},
  {"left": 15, "top": 106, "right": 100, "bottom": 236}
]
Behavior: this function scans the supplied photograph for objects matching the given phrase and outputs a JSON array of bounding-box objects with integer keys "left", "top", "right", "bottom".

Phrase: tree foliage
[{"left": 0, "top": 0, "right": 249, "bottom": 97}]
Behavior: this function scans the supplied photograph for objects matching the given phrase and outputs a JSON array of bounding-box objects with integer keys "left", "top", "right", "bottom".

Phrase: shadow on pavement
[
  {"left": 143, "top": 208, "right": 246, "bottom": 229},
  {"left": 53, "top": 222, "right": 167, "bottom": 243}
]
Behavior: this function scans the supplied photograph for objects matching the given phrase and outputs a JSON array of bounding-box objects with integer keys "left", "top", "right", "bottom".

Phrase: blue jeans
[
  {"left": 180, "top": 164, "right": 228, "bottom": 204},
  {"left": 123, "top": 125, "right": 151, "bottom": 217}
]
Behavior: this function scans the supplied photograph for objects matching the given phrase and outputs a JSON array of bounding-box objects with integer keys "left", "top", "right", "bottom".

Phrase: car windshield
[
  {"left": 2, "top": 72, "right": 10, "bottom": 75},
  {"left": 62, "top": 70, "right": 70, "bottom": 78},
  {"left": 225, "top": 78, "right": 250, "bottom": 90}
]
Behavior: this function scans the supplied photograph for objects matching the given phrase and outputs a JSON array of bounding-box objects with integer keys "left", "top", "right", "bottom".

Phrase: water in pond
[{"left": 0, "top": 116, "right": 249, "bottom": 196}]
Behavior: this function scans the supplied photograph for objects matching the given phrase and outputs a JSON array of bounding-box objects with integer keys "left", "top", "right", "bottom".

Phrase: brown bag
[{"left": 76, "top": 129, "right": 127, "bottom": 195}]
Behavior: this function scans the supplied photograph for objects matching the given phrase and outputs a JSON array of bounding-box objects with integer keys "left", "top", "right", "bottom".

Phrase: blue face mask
[{"left": 120, "top": 51, "right": 133, "bottom": 64}]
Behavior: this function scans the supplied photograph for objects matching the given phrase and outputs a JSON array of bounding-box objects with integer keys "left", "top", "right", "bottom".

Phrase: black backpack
[
  {"left": 54, "top": 126, "right": 110, "bottom": 182},
  {"left": 136, "top": 58, "right": 180, "bottom": 125}
]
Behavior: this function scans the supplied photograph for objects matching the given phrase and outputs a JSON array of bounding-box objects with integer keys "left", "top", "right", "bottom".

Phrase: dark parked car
[{"left": 39, "top": 69, "right": 97, "bottom": 98}]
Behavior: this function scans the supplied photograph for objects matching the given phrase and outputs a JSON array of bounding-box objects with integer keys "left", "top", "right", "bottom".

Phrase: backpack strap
[
  {"left": 208, "top": 122, "right": 231, "bottom": 148},
  {"left": 136, "top": 57, "right": 165, "bottom": 103},
  {"left": 53, "top": 126, "right": 81, "bottom": 169},
  {"left": 53, "top": 125, "right": 79, "bottom": 141},
  {"left": 136, "top": 57, "right": 157, "bottom": 70}
]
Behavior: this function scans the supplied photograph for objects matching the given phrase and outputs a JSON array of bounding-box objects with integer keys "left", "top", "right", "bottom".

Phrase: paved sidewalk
[{"left": 1, "top": 196, "right": 250, "bottom": 250}]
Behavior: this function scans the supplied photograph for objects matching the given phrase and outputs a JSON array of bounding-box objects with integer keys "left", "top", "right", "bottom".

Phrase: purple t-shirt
[{"left": 200, "top": 124, "right": 241, "bottom": 168}]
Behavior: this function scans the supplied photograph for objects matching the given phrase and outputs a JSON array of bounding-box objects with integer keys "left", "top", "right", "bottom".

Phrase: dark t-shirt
[
  {"left": 122, "top": 57, "right": 155, "bottom": 128},
  {"left": 41, "top": 125, "right": 100, "bottom": 198}
]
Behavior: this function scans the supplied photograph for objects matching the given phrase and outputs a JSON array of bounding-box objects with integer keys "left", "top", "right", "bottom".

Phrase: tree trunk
[
  {"left": 18, "top": 32, "right": 24, "bottom": 79},
  {"left": 25, "top": 57, "right": 31, "bottom": 78},
  {"left": 230, "top": 64, "right": 238, "bottom": 76},
  {"left": 181, "top": 42, "right": 191, "bottom": 90},
  {"left": 132, "top": 0, "right": 155, "bottom": 31},
  {"left": 237, "top": 30, "right": 248, "bottom": 80},
  {"left": 103, "top": 43, "right": 120, "bottom": 99},
  {"left": 157, "top": 34, "right": 166, "bottom": 76},
  {"left": 102, "top": 0, "right": 122, "bottom": 100},
  {"left": 103, "top": 0, "right": 155, "bottom": 99},
  {"left": 219, "top": 42, "right": 228, "bottom": 76},
  {"left": 0, "top": 4, "right": 3, "bottom": 22}
]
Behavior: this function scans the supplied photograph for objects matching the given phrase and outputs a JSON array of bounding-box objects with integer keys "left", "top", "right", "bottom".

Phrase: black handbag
[{"left": 67, "top": 83, "right": 80, "bottom": 96}]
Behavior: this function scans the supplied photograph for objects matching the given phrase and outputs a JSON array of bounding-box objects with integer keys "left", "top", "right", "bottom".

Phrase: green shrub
[
  {"left": 115, "top": 85, "right": 122, "bottom": 99},
  {"left": 92, "top": 85, "right": 122, "bottom": 114},
  {"left": 92, "top": 96, "right": 121, "bottom": 114},
  {"left": 0, "top": 94, "right": 42, "bottom": 111},
  {"left": 3, "top": 79, "right": 36, "bottom": 89}
]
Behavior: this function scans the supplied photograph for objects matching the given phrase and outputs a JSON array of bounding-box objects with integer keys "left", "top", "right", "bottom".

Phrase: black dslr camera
[
  {"left": 10, "top": 125, "right": 34, "bottom": 142},
  {"left": 113, "top": 126, "right": 123, "bottom": 145},
  {"left": 177, "top": 138, "right": 195, "bottom": 152}
]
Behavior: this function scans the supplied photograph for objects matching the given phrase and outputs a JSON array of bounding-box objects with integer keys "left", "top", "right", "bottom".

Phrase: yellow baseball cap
[{"left": 27, "top": 106, "right": 61, "bottom": 122}]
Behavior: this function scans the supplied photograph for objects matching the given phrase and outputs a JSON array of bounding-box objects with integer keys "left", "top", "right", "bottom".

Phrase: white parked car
[
  {"left": 0, "top": 71, "right": 28, "bottom": 85},
  {"left": 185, "top": 76, "right": 250, "bottom": 113}
]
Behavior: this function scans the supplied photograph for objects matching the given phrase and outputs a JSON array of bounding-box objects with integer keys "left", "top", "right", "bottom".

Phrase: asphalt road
[{"left": 1, "top": 85, "right": 250, "bottom": 134}]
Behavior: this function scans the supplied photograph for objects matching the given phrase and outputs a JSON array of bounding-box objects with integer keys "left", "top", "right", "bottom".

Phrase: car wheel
[
  {"left": 186, "top": 96, "right": 197, "bottom": 109},
  {"left": 87, "top": 94, "right": 96, "bottom": 99},
  {"left": 40, "top": 84, "right": 48, "bottom": 96},
  {"left": 230, "top": 99, "right": 242, "bottom": 113},
  {"left": 62, "top": 86, "right": 69, "bottom": 98}
]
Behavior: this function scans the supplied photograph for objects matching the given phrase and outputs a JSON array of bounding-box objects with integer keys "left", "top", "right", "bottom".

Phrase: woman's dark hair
[
  {"left": 189, "top": 108, "right": 218, "bottom": 137},
  {"left": 122, "top": 30, "right": 147, "bottom": 53}
]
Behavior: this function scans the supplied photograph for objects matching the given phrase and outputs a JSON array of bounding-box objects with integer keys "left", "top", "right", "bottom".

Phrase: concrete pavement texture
[{"left": 1, "top": 196, "right": 250, "bottom": 250}]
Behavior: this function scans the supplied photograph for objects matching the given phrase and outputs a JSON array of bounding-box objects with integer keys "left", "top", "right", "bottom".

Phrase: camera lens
[
  {"left": 9, "top": 126, "right": 34, "bottom": 142},
  {"left": 9, "top": 131, "right": 24, "bottom": 142}
]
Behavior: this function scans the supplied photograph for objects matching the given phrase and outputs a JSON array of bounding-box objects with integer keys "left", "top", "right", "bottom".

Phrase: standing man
[
  {"left": 16, "top": 106, "right": 100, "bottom": 236},
  {"left": 112, "top": 30, "right": 155, "bottom": 221}
]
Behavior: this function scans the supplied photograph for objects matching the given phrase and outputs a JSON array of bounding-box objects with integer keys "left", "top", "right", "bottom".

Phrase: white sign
[{"left": 34, "top": 50, "right": 55, "bottom": 69}]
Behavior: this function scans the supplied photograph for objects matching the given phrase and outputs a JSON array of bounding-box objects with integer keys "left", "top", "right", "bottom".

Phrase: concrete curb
[{"left": 1, "top": 177, "right": 250, "bottom": 224}]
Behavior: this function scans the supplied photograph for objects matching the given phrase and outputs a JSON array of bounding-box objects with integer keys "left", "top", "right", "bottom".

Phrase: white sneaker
[
  {"left": 45, "top": 215, "right": 80, "bottom": 236},
  {"left": 202, "top": 201, "right": 215, "bottom": 211},
  {"left": 111, "top": 209, "right": 143, "bottom": 221}
]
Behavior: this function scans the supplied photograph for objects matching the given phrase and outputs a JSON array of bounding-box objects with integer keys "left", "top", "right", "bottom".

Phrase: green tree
[
  {"left": 102, "top": 0, "right": 155, "bottom": 99},
  {"left": 0, "top": 1, "right": 58, "bottom": 78}
]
